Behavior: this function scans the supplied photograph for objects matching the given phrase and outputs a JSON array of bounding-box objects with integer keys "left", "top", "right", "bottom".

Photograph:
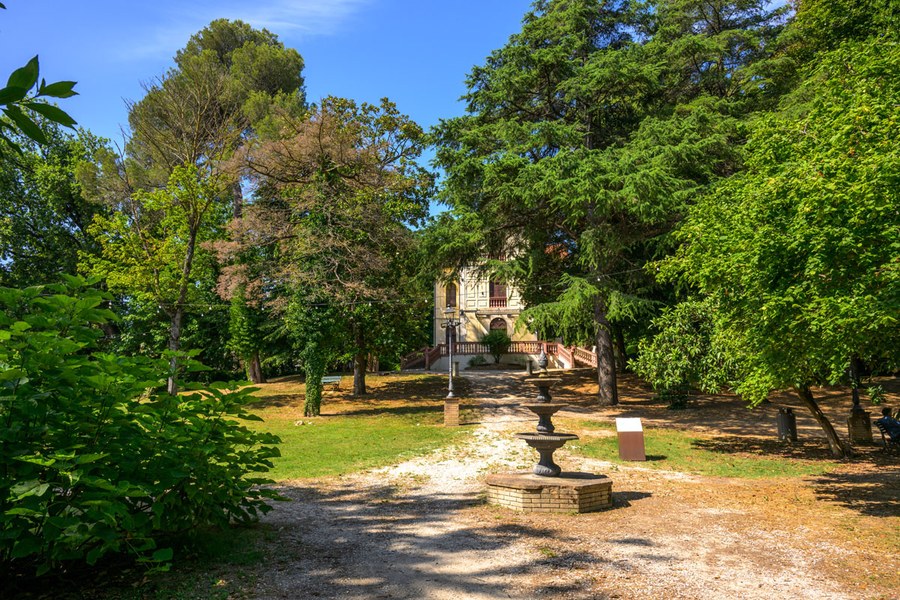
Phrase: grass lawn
[
  {"left": 255, "top": 414, "right": 470, "bottom": 479},
  {"left": 570, "top": 420, "right": 839, "bottom": 478},
  {"left": 247, "top": 372, "right": 475, "bottom": 480}
]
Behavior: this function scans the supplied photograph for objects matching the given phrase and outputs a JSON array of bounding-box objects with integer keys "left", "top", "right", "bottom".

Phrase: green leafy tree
[
  {"left": 82, "top": 166, "right": 227, "bottom": 393},
  {"left": 232, "top": 96, "right": 433, "bottom": 396},
  {"left": 432, "top": 0, "right": 784, "bottom": 404},
  {"left": 660, "top": 36, "right": 900, "bottom": 457},
  {"left": 228, "top": 285, "right": 265, "bottom": 382},
  {"left": 632, "top": 298, "right": 743, "bottom": 402},
  {"left": 284, "top": 294, "right": 344, "bottom": 416},
  {"left": 0, "top": 128, "right": 106, "bottom": 286},
  {"left": 80, "top": 20, "right": 305, "bottom": 390},
  {"left": 0, "top": 278, "right": 280, "bottom": 575}
]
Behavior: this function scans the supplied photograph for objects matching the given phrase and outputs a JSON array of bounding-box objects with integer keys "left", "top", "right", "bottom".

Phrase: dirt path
[{"left": 256, "top": 371, "right": 898, "bottom": 600}]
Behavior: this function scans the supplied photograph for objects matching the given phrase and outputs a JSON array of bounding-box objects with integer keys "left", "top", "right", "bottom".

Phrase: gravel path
[{"left": 254, "top": 371, "right": 884, "bottom": 600}]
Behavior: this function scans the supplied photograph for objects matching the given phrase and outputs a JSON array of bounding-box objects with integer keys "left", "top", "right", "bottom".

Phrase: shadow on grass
[
  {"left": 691, "top": 436, "right": 840, "bottom": 462},
  {"left": 249, "top": 374, "right": 473, "bottom": 411}
]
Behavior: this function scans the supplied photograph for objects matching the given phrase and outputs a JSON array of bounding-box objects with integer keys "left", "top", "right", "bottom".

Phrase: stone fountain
[
  {"left": 485, "top": 350, "right": 613, "bottom": 513},
  {"left": 515, "top": 373, "right": 578, "bottom": 476}
]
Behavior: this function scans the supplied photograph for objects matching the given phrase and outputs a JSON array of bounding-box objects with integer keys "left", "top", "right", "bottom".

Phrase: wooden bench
[
  {"left": 875, "top": 421, "right": 900, "bottom": 454},
  {"left": 321, "top": 375, "right": 342, "bottom": 390}
]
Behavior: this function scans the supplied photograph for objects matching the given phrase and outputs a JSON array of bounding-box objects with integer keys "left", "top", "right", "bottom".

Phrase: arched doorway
[{"left": 489, "top": 317, "right": 508, "bottom": 335}]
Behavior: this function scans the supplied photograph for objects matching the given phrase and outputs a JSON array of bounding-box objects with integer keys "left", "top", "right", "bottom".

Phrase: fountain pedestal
[
  {"left": 514, "top": 433, "right": 579, "bottom": 476},
  {"left": 486, "top": 373, "right": 614, "bottom": 513}
]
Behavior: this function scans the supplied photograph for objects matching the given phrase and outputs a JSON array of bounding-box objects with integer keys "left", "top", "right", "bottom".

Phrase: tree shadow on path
[{"left": 257, "top": 481, "right": 616, "bottom": 599}]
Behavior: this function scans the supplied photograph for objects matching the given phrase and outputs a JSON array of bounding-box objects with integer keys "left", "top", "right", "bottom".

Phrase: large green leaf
[
  {"left": 3, "top": 104, "right": 47, "bottom": 144},
  {"left": 24, "top": 101, "right": 77, "bottom": 127},
  {"left": 38, "top": 80, "right": 78, "bottom": 99},
  {"left": 7, "top": 56, "right": 39, "bottom": 90},
  {"left": 0, "top": 85, "right": 27, "bottom": 104}
]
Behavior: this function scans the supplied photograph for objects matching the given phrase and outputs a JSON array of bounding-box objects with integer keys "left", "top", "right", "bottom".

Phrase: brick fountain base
[{"left": 486, "top": 472, "right": 613, "bottom": 513}]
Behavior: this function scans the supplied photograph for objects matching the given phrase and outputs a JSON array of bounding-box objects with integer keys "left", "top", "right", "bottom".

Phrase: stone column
[{"left": 444, "top": 398, "right": 460, "bottom": 427}]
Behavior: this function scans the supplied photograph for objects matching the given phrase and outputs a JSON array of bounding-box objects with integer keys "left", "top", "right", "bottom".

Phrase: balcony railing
[{"left": 489, "top": 296, "right": 507, "bottom": 308}]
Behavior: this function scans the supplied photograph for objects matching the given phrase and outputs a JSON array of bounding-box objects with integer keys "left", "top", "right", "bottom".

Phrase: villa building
[
  {"left": 408, "top": 266, "right": 596, "bottom": 372},
  {"left": 432, "top": 265, "right": 537, "bottom": 348}
]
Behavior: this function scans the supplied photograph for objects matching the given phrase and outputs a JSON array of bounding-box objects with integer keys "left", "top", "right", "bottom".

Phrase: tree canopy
[{"left": 432, "top": 0, "right": 785, "bottom": 404}]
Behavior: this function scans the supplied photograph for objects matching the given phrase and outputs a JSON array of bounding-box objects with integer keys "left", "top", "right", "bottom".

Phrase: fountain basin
[
  {"left": 519, "top": 402, "right": 567, "bottom": 433},
  {"left": 514, "top": 432, "right": 578, "bottom": 476},
  {"left": 523, "top": 377, "right": 562, "bottom": 403}
]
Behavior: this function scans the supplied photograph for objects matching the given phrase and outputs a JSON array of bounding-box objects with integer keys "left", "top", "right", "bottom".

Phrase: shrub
[
  {"left": 0, "top": 278, "right": 281, "bottom": 575},
  {"left": 480, "top": 330, "right": 511, "bottom": 364},
  {"left": 634, "top": 298, "right": 742, "bottom": 402},
  {"left": 468, "top": 355, "right": 488, "bottom": 367}
]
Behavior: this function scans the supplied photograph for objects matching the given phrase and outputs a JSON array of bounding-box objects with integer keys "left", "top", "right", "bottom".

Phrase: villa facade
[
  {"left": 432, "top": 265, "right": 537, "bottom": 348},
  {"left": 396, "top": 265, "right": 597, "bottom": 372}
]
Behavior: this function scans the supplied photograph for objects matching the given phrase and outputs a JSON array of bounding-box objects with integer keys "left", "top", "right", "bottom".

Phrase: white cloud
[{"left": 118, "top": 0, "right": 371, "bottom": 61}]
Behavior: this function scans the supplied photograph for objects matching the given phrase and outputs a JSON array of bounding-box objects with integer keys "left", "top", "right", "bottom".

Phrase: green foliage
[
  {"left": 0, "top": 49, "right": 78, "bottom": 154},
  {"left": 302, "top": 344, "right": 326, "bottom": 418},
  {"left": 867, "top": 385, "right": 885, "bottom": 406},
  {"left": 633, "top": 298, "right": 743, "bottom": 397},
  {"left": 663, "top": 37, "right": 900, "bottom": 405},
  {"left": 468, "top": 355, "right": 489, "bottom": 368},
  {"left": 227, "top": 286, "right": 261, "bottom": 378},
  {"left": 0, "top": 128, "right": 107, "bottom": 287},
  {"left": 0, "top": 278, "right": 281, "bottom": 574},
  {"left": 235, "top": 96, "right": 434, "bottom": 393},
  {"left": 520, "top": 275, "right": 600, "bottom": 345},
  {"left": 432, "top": 0, "right": 785, "bottom": 402},
  {"left": 83, "top": 165, "right": 225, "bottom": 311},
  {"left": 480, "top": 329, "right": 512, "bottom": 364}
]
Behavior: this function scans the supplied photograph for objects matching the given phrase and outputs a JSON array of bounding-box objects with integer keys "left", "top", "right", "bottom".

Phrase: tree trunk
[
  {"left": 797, "top": 385, "right": 848, "bottom": 458},
  {"left": 231, "top": 180, "right": 243, "bottom": 220},
  {"left": 353, "top": 351, "right": 368, "bottom": 396},
  {"left": 594, "top": 296, "right": 618, "bottom": 406},
  {"left": 304, "top": 344, "right": 325, "bottom": 417},
  {"left": 613, "top": 325, "right": 627, "bottom": 373},
  {"left": 166, "top": 306, "right": 183, "bottom": 395},
  {"left": 166, "top": 228, "right": 198, "bottom": 395},
  {"left": 248, "top": 351, "right": 265, "bottom": 384},
  {"left": 848, "top": 354, "right": 863, "bottom": 412}
]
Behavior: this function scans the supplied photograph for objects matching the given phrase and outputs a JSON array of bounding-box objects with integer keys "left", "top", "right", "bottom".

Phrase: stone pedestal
[
  {"left": 486, "top": 472, "right": 613, "bottom": 513},
  {"left": 444, "top": 398, "right": 460, "bottom": 427},
  {"left": 848, "top": 410, "right": 873, "bottom": 444}
]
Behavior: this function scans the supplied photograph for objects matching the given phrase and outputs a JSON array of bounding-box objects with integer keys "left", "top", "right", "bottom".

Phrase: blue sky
[{"left": 0, "top": 0, "right": 532, "bottom": 146}]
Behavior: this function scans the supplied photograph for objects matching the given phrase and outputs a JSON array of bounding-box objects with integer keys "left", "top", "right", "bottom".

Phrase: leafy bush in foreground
[{"left": 0, "top": 278, "right": 281, "bottom": 575}]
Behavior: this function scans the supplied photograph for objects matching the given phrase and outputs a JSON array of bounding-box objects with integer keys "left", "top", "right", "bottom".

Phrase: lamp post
[{"left": 442, "top": 307, "right": 460, "bottom": 398}]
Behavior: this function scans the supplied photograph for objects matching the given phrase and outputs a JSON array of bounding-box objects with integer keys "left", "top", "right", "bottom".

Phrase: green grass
[
  {"left": 253, "top": 413, "right": 471, "bottom": 480},
  {"left": 572, "top": 421, "right": 838, "bottom": 479}
]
